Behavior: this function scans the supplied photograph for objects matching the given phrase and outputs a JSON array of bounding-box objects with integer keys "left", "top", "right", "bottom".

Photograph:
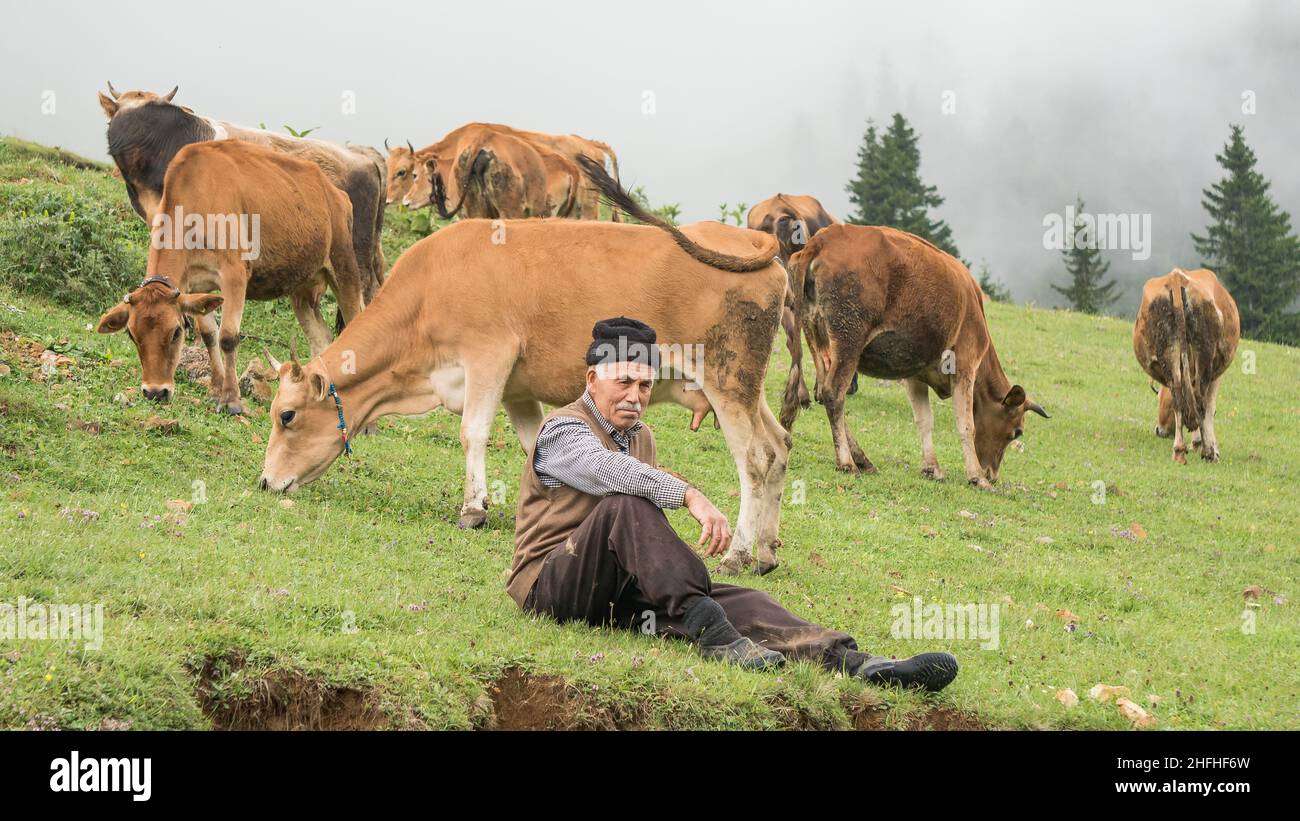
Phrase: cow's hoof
[
  {"left": 1172, "top": 449, "right": 1187, "bottom": 465},
  {"left": 1154, "top": 425, "right": 1172, "bottom": 438},
  {"left": 836, "top": 463, "right": 860, "bottom": 475},
  {"left": 799, "top": 397, "right": 811, "bottom": 409},
  {"left": 219, "top": 400, "right": 246, "bottom": 416},
  {"left": 360, "top": 423, "right": 379, "bottom": 436},
  {"left": 715, "top": 556, "right": 747, "bottom": 576},
  {"left": 921, "top": 465, "right": 945, "bottom": 481},
  {"left": 756, "top": 560, "right": 779, "bottom": 576},
  {"left": 968, "top": 477, "right": 994, "bottom": 491},
  {"left": 1200, "top": 447, "right": 1220, "bottom": 462},
  {"left": 456, "top": 508, "right": 488, "bottom": 529}
]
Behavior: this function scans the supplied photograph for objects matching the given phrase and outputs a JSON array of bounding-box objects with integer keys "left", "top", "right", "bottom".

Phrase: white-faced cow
[
  {"left": 783, "top": 224, "right": 1048, "bottom": 488},
  {"left": 98, "top": 84, "right": 387, "bottom": 304},
  {"left": 96, "top": 141, "right": 364, "bottom": 415},
  {"left": 258, "top": 157, "right": 791, "bottom": 576},
  {"left": 1133, "top": 268, "right": 1240, "bottom": 463}
]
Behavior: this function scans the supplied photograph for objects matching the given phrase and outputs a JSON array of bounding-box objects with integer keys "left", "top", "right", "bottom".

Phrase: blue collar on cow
[
  {"left": 313, "top": 356, "right": 352, "bottom": 457},
  {"left": 328, "top": 382, "right": 352, "bottom": 456}
]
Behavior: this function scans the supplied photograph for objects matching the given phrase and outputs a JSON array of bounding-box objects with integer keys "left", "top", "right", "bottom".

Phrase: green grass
[{"left": 0, "top": 137, "right": 1296, "bottom": 730}]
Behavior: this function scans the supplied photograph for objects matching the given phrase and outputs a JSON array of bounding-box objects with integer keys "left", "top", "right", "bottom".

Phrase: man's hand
[{"left": 684, "top": 487, "right": 732, "bottom": 557}]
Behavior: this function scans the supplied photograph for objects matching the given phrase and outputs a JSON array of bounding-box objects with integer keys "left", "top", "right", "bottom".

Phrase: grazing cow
[
  {"left": 746, "top": 194, "right": 844, "bottom": 410},
  {"left": 783, "top": 224, "right": 1048, "bottom": 487},
  {"left": 387, "top": 122, "right": 619, "bottom": 219},
  {"left": 95, "top": 141, "right": 365, "bottom": 415},
  {"left": 1132, "top": 268, "right": 1239, "bottom": 463},
  {"left": 98, "top": 84, "right": 387, "bottom": 302},
  {"left": 259, "top": 157, "right": 791, "bottom": 576},
  {"left": 402, "top": 130, "right": 578, "bottom": 219}
]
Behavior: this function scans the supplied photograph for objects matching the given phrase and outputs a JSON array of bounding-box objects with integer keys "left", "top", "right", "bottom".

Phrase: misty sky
[{"left": 3, "top": 0, "right": 1297, "bottom": 312}]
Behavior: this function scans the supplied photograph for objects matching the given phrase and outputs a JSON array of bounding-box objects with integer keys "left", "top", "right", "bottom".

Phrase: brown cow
[
  {"left": 99, "top": 84, "right": 387, "bottom": 303},
  {"left": 258, "top": 157, "right": 791, "bottom": 576},
  {"left": 387, "top": 122, "right": 619, "bottom": 219},
  {"left": 1132, "top": 268, "right": 1239, "bottom": 463},
  {"left": 95, "top": 141, "right": 365, "bottom": 415},
  {"left": 403, "top": 130, "right": 576, "bottom": 219},
  {"left": 746, "top": 194, "right": 843, "bottom": 410},
  {"left": 783, "top": 224, "right": 1048, "bottom": 487}
]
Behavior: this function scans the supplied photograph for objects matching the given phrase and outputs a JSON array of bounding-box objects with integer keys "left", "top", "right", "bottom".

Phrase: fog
[{"left": 3, "top": 0, "right": 1296, "bottom": 311}]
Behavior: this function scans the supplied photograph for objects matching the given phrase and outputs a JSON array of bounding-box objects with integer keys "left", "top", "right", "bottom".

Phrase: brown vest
[{"left": 507, "top": 397, "right": 658, "bottom": 607}]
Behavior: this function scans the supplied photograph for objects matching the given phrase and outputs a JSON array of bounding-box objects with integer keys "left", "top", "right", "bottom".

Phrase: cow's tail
[
  {"left": 436, "top": 148, "right": 492, "bottom": 220},
  {"left": 1166, "top": 281, "right": 1204, "bottom": 432},
  {"left": 575, "top": 154, "right": 777, "bottom": 272},
  {"left": 778, "top": 248, "right": 812, "bottom": 432},
  {"left": 589, "top": 141, "right": 622, "bottom": 221}
]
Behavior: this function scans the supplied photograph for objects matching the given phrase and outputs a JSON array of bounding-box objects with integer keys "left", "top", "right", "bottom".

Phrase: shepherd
[{"left": 507, "top": 316, "right": 960, "bottom": 689}]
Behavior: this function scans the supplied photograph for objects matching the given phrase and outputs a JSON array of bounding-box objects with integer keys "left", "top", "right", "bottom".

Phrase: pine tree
[
  {"left": 1051, "top": 195, "right": 1120, "bottom": 314},
  {"left": 976, "top": 261, "right": 1012, "bottom": 303},
  {"left": 1191, "top": 124, "right": 1300, "bottom": 340},
  {"left": 845, "top": 113, "right": 961, "bottom": 259}
]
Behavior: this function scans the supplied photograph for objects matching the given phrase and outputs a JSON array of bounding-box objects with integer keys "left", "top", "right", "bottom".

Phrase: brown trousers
[{"left": 522, "top": 494, "right": 862, "bottom": 672}]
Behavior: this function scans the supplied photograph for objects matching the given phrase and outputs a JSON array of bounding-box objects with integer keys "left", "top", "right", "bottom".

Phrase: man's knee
[{"left": 594, "top": 494, "right": 657, "bottom": 512}]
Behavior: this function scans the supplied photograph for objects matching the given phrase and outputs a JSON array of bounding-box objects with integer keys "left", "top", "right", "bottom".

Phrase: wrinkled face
[
  {"left": 96, "top": 286, "right": 222, "bottom": 401},
  {"left": 585, "top": 361, "right": 655, "bottom": 432},
  {"left": 973, "top": 385, "right": 1047, "bottom": 483},
  {"left": 401, "top": 153, "right": 440, "bottom": 209},
  {"left": 385, "top": 148, "right": 415, "bottom": 205},
  {"left": 259, "top": 362, "right": 347, "bottom": 492}
]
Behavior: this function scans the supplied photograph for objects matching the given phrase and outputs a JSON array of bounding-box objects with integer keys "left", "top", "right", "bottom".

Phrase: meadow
[{"left": 0, "top": 137, "right": 1295, "bottom": 729}]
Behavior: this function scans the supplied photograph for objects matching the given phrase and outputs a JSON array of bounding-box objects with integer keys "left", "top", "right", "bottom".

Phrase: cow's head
[
  {"left": 384, "top": 140, "right": 416, "bottom": 205},
  {"left": 973, "top": 384, "right": 1049, "bottom": 483},
  {"left": 97, "top": 82, "right": 178, "bottom": 121},
  {"left": 402, "top": 150, "right": 444, "bottom": 211},
  {"left": 96, "top": 280, "right": 222, "bottom": 402},
  {"left": 259, "top": 356, "right": 347, "bottom": 492}
]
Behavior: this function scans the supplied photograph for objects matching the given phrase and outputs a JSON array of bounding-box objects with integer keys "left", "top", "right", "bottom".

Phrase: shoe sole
[{"left": 869, "top": 653, "right": 959, "bottom": 692}]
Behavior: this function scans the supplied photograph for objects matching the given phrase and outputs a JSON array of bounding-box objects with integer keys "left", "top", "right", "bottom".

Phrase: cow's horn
[
  {"left": 122, "top": 293, "right": 131, "bottom": 304},
  {"left": 163, "top": 85, "right": 178, "bottom": 102},
  {"left": 106, "top": 81, "right": 120, "bottom": 99},
  {"left": 383, "top": 137, "right": 390, "bottom": 152},
  {"left": 1027, "top": 401, "right": 1050, "bottom": 419},
  {"left": 406, "top": 139, "right": 415, "bottom": 154},
  {"left": 264, "top": 347, "right": 283, "bottom": 374}
]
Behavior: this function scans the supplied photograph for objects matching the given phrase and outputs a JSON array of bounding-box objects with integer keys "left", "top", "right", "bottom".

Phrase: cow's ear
[
  {"left": 309, "top": 371, "right": 328, "bottom": 402},
  {"left": 179, "top": 293, "right": 223, "bottom": 316},
  {"left": 98, "top": 92, "right": 119, "bottom": 120},
  {"left": 1002, "top": 385, "right": 1026, "bottom": 408},
  {"left": 96, "top": 302, "right": 130, "bottom": 334}
]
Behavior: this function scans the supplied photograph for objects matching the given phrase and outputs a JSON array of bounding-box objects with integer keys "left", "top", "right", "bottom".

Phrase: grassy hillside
[{"left": 0, "top": 137, "right": 1295, "bottom": 730}]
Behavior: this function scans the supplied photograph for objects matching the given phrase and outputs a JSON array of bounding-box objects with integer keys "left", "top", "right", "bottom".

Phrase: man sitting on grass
[{"left": 506, "top": 317, "right": 958, "bottom": 690}]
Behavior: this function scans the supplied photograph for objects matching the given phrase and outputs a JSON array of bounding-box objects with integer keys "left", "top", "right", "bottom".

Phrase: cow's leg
[
  {"left": 951, "top": 373, "right": 990, "bottom": 488},
  {"left": 289, "top": 283, "right": 334, "bottom": 358},
  {"left": 752, "top": 400, "right": 790, "bottom": 574},
  {"left": 503, "top": 399, "right": 544, "bottom": 452},
  {"left": 778, "top": 303, "right": 810, "bottom": 432},
  {"left": 819, "top": 361, "right": 873, "bottom": 474},
  {"left": 457, "top": 358, "right": 511, "bottom": 529},
  {"left": 195, "top": 310, "right": 225, "bottom": 400},
  {"left": 214, "top": 277, "right": 247, "bottom": 415},
  {"left": 1155, "top": 385, "right": 1175, "bottom": 437},
  {"left": 1171, "top": 407, "right": 1188, "bottom": 464},
  {"left": 1199, "top": 376, "right": 1223, "bottom": 461},
  {"left": 905, "top": 377, "right": 943, "bottom": 480},
  {"left": 327, "top": 246, "right": 366, "bottom": 327},
  {"left": 711, "top": 398, "right": 763, "bottom": 576}
]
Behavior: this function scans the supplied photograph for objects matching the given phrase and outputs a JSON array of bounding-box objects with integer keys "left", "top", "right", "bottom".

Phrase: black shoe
[
  {"left": 683, "top": 596, "right": 786, "bottom": 672},
  {"left": 853, "top": 652, "right": 958, "bottom": 692},
  {"left": 699, "top": 637, "right": 786, "bottom": 671}
]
